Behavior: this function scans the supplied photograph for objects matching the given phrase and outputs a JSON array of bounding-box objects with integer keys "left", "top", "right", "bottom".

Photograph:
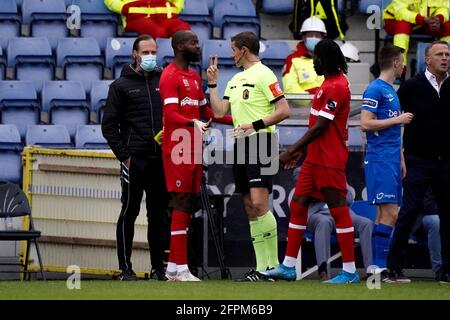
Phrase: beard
[{"left": 183, "top": 50, "right": 200, "bottom": 63}]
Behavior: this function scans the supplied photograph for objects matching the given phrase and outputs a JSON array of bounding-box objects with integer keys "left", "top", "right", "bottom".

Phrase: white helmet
[
  {"left": 340, "top": 42, "right": 360, "bottom": 62},
  {"left": 300, "top": 16, "right": 327, "bottom": 35}
]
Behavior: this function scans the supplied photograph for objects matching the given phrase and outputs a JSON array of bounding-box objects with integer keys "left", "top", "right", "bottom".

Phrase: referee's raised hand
[{"left": 207, "top": 55, "right": 219, "bottom": 85}]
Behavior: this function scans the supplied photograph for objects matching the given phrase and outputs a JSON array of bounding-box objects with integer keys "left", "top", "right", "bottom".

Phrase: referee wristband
[
  {"left": 207, "top": 83, "right": 217, "bottom": 88},
  {"left": 252, "top": 119, "right": 265, "bottom": 131}
]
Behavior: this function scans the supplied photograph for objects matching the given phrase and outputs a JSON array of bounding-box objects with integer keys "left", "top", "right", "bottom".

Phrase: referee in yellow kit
[{"left": 207, "top": 31, "right": 290, "bottom": 281}]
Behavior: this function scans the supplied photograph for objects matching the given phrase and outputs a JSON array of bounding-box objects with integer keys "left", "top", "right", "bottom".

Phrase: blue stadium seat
[
  {"left": 416, "top": 42, "right": 429, "bottom": 74},
  {"left": 207, "top": 0, "right": 214, "bottom": 12},
  {"left": 258, "top": 0, "right": 293, "bottom": 14},
  {"left": 180, "top": 0, "right": 213, "bottom": 41},
  {"left": 156, "top": 38, "right": 175, "bottom": 68},
  {"left": 0, "top": 124, "right": 23, "bottom": 183},
  {"left": 42, "top": 81, "right": 89, "bottom": 138},
  {"left": 278, "top": 125, "right": 307, "bottom": 149},
  {"left": 105, "top": 38, "right": 134, "bottom": 78},
  {"left": 358, "top": 0, "right": 382, "bottom": 14},
  {"left": 0, "top": 81, "right": 40, "bottom": 139},
  {"left": 7, "top": 37, "right": 54, "bottom": 93},
  {"left": 0, "top": 0, "right": 20, "bottom": 51},
  {"left": 75, "top": 125, "right": 109, "bottom": 149},
  {"left": 348, "top": 126, "right": 364, "bottom": 152},
  {"left": 22, "top": 0, "right": 68, "bottom": 50},
  {"left": 71, "top": 0, "right": 119, "bottom": 51},
  {"left": 260, "top": 40, "right": 290, "bottom": 83},
  {"left": 212, "top": 0, "right": 260, "bottom": 39},
  {"left": 25, "top": 124, "right": 72, "bottom": 148},
  {"left": 350, "top": 200, "right": 377, "bottom": 222},
  {"left": 56, "top": 37, "right": 104, "bottom": 92},
  {"left": 90, "top": 80, "right": 112, "bottom": 122}
]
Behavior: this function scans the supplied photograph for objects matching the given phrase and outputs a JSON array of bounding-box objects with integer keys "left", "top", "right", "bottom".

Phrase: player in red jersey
[
  {"left": 262, "top": 39, "right": 359, "bottom": 283},
  {"left": 159, "top": 30, "right": 232, "bottom": 281}
]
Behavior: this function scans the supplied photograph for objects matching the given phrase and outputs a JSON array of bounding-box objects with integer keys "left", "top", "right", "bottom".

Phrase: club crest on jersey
[
  {"left": 326, "top": 99, "right": 337, "bottom": 111},
  {"left": 243, "top": 89, "right": 249, "bottom": 100},
  {"left": 183, "top": 78, "right": 190, "bottom": 88}
]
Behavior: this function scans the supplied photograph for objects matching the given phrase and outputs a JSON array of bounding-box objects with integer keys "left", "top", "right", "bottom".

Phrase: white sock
[
  {"left": 177, "top": 264, "right": 189, "bottom": 273},
  {"left": 167, "top": 262, "right": 177, "bottom": 273},
  {"left": 343, "top": 262, "right": 356, "bottom": 274},
  {"left": 282, "top": 256, "right": 297, "bottom": 268}
]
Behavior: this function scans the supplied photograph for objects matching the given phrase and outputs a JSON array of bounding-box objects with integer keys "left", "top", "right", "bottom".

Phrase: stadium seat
[
  {"left": 105, "top": 37, "right": 134, "bottom": 78},
  {"left": 90, "top": 80, "right": 112, "bottom": 122},
  {"left": 7, "top": 37, "right": 54, "bottom": 93},
  {"left": 278, "top": 125, "right": 307, "bottom": 149},
  {"left": 415, "top": 42, "right": 429, "bottom": 75},
  {"left": 260, "top": 40, "right": 291, "bottom": 83},
  {"left": 0, "top": 51, "right": 5, "bottom": 80},
  {"left": 358, "top": 0, "right": 382, "bottom": 14},
  {"left": 25, "top": 124, "right": 72, "bottom": 148},
  {"left": 156, "top": 38, "right": 175, "bottom": 68},
  {"left": 0, "top": 0, "right": 20, "bottom": 51},
  {"left": 71, "top": 0, "right": 119, "bottom": 51},
  {"left": 22, "top": 0, "right": 68, "bottom": 50},
  {"left": 180, "top": 0, "right": 213, "bottom": 41},
  {"left": 212, "top": 0, "right": 261, "bottom": 39},
  {"left": 56, "top": 37, "right": 104, "bottom": 92},
  {"left": 257, "top": 0, "right": 293, "bottom": 14},
  {"left": 207, "top": 0, "right": 214, "bottom": 12},
  {"left": 42, "top": 81, "right": 89, "bottom": 138},
  {"left": 350, "top": 200, "right": 377, "bottom": 222},
  {"left": 0, "top": 81, "right": 40, "bottom": 139},
  {"left": 75, "top": 125, "right": 109, "bottom": 149},
  {"left": 348, "top": 126, "right": 364, "bottom": 152},
  {"left": 347, "top": 62, "right": 371, "bottom": 85},
  {"left": 0, "top": 124, "right": 23, "bottom": 183}
]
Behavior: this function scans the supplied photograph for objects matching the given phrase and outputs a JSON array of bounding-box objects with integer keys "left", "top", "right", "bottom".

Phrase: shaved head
[{"left": 172, "top": 30, "right": 196, "bottom": 53}]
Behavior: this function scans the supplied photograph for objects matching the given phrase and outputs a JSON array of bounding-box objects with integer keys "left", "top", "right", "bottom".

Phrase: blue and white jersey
[{"left": 361, "top": 78, "right": 402, "bottom": 163}]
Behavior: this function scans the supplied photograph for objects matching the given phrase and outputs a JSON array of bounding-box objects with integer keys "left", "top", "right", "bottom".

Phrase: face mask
[
  {"left": 305, "top": 37, "right": 321, "bottom": 53},
  {"left": 140, "top": 54, "right": 157, "bottom": 71}
]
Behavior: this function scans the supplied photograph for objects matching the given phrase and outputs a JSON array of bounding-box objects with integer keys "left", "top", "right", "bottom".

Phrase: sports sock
[
  {"left": 168, "top": 210, "right": 191, "bottom": 267},
  {"left": 373, "top": 223, "right": 393, "bottom": 269},
  {"left": 329, "top": 206, "right": 356, "bottom": 272},
  {"left": 259, "top": 211, "right": 279, "bottom": 268},
  {"left": 284, "top": 200, "right": 308, "bottom": 267},
  {"left": 250, "top": 219, "right": 268, "bottom": 272}
]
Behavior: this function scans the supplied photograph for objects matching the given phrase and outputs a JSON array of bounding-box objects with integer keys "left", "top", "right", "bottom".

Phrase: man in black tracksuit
[
  {"left": 102, "top": 35, "right": 169, "bottom": 281},
  {"left": 386, "top": 41, "right": 450, "bottom": 283}
]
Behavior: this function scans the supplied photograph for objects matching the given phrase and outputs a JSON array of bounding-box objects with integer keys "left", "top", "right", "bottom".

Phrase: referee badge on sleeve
[{"left": 243, "top": 89, "right": 249, "bottom": 100}]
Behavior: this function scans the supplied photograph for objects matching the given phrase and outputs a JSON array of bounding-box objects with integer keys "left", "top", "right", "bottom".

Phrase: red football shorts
[
  {"left": 294, "top": 160, "right": 347, "bottom": 200},
  {"left": 163, "top": 153, "right": 202, "bottom": 193}
]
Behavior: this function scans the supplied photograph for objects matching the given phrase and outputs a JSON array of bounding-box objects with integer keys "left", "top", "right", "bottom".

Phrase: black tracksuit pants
[
  {"left": 387, "top": 154, "right": 450, "bottom": 274},
  {"left": 117, "top": 155, "right": 170, "bottom": 272}
]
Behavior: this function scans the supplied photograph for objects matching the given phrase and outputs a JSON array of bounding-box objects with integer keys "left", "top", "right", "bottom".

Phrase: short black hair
[
  {"left": 314, "top": 39, "right": 347, "bottom": 74},
  {"left": 171, "top": 30, "right": 196, "bottom": 52},
  {"left": 425, "top": 40, "right": 449, "bottom": 57},
  {"left": 132, "top": 34, "right": 153, "bottom": 52},
  {"left": 378, "top": 45, "right": 404, "bottom": 71},
  {"left": 231, "top": 32, "right": 260, "bottom": 55}
]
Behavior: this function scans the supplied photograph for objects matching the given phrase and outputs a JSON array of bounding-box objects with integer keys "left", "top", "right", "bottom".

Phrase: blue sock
[{"left": 374, "top": 223, "right": 393, "bottom": 268}]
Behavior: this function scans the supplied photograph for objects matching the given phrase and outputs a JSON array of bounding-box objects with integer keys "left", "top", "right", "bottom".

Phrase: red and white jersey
[
  {"left": 306, "top": 72, "right": 350, "bottom": 169},
  {"left": 159, "top": 62, "right": 206, "bottom": 154}
]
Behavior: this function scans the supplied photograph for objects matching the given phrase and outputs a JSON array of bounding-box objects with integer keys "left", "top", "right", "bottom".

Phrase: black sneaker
[
  {"left": 435, "top": 270, "right": 450, "bottom": 284},
  {"left": 384, "top": 270, "right": 411, "bottom": 284},
  {"left": 118, "top": 269, "right": 138, "bottom": 281},
  {"left": 150, "top": 269, "right": 168, "bottom": 281},
  {"left": 235, "top": 269, "right": 275, "bottom": 282}
]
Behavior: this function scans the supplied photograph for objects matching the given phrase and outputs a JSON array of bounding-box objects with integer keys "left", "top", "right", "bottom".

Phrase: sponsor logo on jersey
[
  {"left": 180, "top": 97, "right": 199, "bottom": 107},
  {"left": 362, "top": 98, "right": 378, "bottom": 108},
  {"left": 269, "top": 82, "right": 283, "bottom": 97},
  {"left": 326, "top": 99, "right": 337, "bottom": 112},
  {"left": 388, "top": 109, "right": 400, "bottom": 118}
]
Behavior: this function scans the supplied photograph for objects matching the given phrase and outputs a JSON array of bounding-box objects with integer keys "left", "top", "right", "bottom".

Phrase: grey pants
[{"left": 307, "top": 211, "right": 374, "bottom": 268}]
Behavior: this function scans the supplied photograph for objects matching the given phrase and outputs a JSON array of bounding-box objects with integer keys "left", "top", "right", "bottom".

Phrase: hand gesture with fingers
[{"left": 206, "top": 55, "right": 219, "bottom": 85}]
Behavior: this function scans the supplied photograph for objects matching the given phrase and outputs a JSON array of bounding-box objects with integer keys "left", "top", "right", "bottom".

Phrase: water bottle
[{"left": 5, "top": 216, "right": 13, "bottom": 230}]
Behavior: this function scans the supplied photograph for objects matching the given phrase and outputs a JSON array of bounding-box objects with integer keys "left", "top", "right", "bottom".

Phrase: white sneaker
[
  {"left": 165, "top": 271, "right": 177, "bottom": 282},
  {"left": 175, "top": 270, "right": 201, "bottom": 282}
]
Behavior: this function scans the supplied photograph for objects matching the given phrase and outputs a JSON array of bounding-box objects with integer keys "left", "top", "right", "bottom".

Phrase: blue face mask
[
  {"left": 305, "top": 37, "right": 321, "bottom": 53},
  {"left": 140, "top": 54, "right": 157, "bottom": 71}
]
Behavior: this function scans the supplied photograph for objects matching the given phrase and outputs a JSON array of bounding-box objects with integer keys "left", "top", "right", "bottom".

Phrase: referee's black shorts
[{"left": 232, "top": 132, "right": 278, "bottom": 194}]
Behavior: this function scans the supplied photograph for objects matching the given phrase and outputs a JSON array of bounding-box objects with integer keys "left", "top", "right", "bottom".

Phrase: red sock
[
  {"left": 168, "top": 210, "right": 191, "bottom": 265},
  {"left": 329, "top": 206, "right": 355, "bottom": 263},
  {"left": 285, "top": 200, "right": 308, "bottom": 259}
]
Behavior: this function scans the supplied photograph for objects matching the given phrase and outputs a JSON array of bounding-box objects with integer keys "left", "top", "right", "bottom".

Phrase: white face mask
[{"left": 140, "top": 54, "right": 157, "bottom": 71}]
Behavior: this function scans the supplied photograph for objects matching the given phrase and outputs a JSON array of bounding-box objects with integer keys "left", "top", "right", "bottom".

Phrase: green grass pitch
[{"left": 0, "top": 280, "right": 449, "bottom": 300}]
